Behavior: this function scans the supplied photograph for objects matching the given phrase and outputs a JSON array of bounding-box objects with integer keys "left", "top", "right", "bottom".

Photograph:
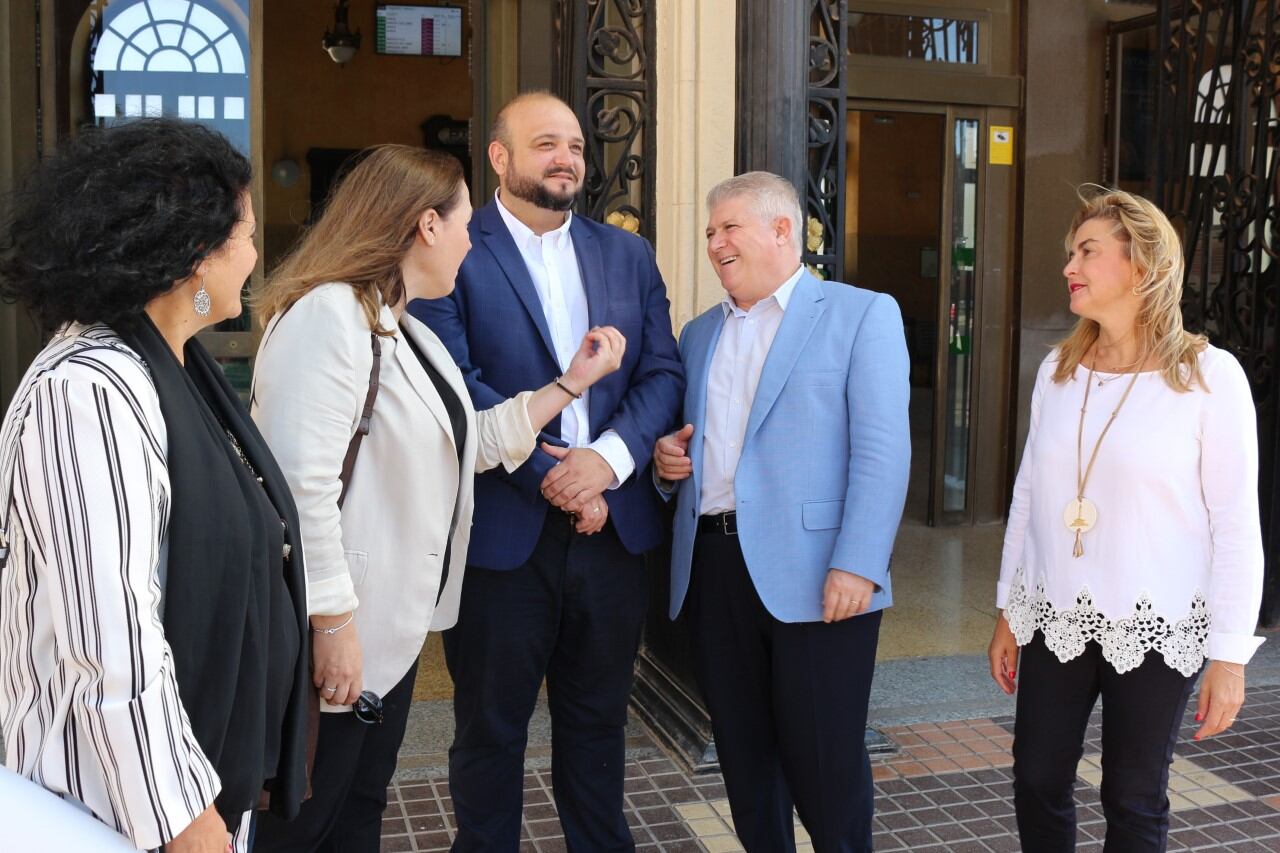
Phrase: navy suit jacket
[{"left": 409, "top": 201, "right": 684, "bottom": 570}]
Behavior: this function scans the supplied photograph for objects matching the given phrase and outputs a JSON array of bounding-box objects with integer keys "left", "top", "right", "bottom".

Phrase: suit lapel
[
  {"left": 685, "top": 313, "right": 726, "bottom": 503},
  {"left": 570, "top": 218, "right": 611, "bottom": 430},
  {"left": 571, "top": 217, "right": 608, "bottom": 327},
  {"left": 477, "top": 203, "right": 558, "bottom": 362},
  {"left": 394, "top": 310, "right": 457, "bottom": 453},
  {"left": 743, "top": 272, "right": 826, "bottom": 446}
]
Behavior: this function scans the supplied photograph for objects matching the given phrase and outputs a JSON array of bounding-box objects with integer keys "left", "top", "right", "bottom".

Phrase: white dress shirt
[
  {"left": 494, "top": 192, "right": 634, "bottom": 485},
  {"left": 998, "top": 346, "right": 1265, "bottom": 675},
  {"left": 700, "top": 265, "right": 804, "bottom": 515}
]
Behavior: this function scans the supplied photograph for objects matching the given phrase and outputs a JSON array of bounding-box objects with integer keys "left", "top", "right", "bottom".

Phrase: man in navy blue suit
[{"left": 409, "top": 92, "right": 684, "bottom": 851}]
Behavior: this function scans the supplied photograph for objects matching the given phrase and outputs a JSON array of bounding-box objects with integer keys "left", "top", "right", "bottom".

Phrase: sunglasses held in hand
[{"left": 353, "top": 690, "right": 384, "bottom": 725}]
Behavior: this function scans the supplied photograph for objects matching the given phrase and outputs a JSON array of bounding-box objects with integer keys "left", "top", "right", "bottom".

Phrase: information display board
[{"left": 376, "top": 5, "right": 463, "bottom": 57}]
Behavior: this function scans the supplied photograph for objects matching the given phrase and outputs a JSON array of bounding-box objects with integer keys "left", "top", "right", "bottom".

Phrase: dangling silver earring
[{"left": 193, "top": 275, "right": 212, "bottom": 317}]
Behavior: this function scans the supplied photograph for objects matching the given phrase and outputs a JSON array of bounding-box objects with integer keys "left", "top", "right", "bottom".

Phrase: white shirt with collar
[
  {"left": 494, "top": 192, "right": 634, "bottom": 485},
  {"left": 700, "top": 265, "right": 804, "bottom": 515}
]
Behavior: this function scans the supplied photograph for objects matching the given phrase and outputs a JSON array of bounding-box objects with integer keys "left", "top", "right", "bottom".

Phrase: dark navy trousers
[
  {"left": 253, "top": 661, "right": 419, "bottom": 853},
  {"left": 444, "top": 511, "right": 648, "bottom": 852},
  {"left": 1013, "top": 631, "right": 1201, "bottom": 853},
  {"left": 688, "top": 530, "right": 882, "bottom": 853}
]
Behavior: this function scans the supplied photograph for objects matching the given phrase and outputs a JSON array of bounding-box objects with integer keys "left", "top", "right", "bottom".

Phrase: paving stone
[{"left": 377, "top": 683, "right": 1280, "bottom": 850}]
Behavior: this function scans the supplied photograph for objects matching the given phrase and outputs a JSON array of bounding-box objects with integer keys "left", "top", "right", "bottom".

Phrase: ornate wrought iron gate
[
  {"left": 804, "top": 0, "right": 848, "bottom": 279},
  {"left": 554, "top": 0, "right": 657, "bottom": 241},
  {"left": 1154, "top": 0, "right": 1280, "bottom": 624}
]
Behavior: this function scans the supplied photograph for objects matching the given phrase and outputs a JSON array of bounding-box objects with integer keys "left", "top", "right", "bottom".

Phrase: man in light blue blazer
[{"left": 654, "top": 172, "right": 910, "bottom": 853}]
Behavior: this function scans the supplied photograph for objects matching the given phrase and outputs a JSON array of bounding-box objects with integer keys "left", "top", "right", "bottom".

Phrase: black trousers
[
  {"left": 252, "top": 661, "right": 419, "bottom": 852},
  {"left": 444, "top": 512, "right": 648, "bottom": 852},
  {"left": 1013, "top": 631, "right": 1201, "bottom": 853},
  {"left": 688, "top": 530, "right": 882, "bottom": 853}
]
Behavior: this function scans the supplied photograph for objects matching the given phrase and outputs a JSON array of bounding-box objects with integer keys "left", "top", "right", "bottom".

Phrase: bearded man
[{"left": 409, "top": 92, "right": 684, "bottom": 852}]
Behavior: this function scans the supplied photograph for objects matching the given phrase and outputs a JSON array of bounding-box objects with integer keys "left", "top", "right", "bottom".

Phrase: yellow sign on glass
[{"left": 990, "top": 126, "right": 1014, "bottom": 165}]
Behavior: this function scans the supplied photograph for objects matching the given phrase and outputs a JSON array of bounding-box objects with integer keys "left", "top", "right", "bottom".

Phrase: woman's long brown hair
[{"left": 255, "top": 145, "right": 464, "bottom": 335}]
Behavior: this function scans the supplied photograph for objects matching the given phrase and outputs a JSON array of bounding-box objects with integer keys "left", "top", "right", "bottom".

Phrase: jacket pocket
[
  {"left": 344, "top": 549, "right": 370, "bottom": 589},
  {"left": 802, "top": 499, "right": 845, "bottom": 530}
]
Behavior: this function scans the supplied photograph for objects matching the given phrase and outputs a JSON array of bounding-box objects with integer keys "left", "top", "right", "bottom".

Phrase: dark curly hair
[{"left": 0, "top": 118, "right": 251, "bottom": 329}]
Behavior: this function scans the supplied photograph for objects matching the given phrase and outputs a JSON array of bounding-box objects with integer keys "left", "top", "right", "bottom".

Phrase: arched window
[{"left": 89, "top": 0, "right": 249, "bottom": 152}]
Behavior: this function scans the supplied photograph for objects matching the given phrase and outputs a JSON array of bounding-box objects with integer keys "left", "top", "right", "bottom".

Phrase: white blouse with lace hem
[{"left": 997, "top": 345, "right": 1265, "bottom": 673}]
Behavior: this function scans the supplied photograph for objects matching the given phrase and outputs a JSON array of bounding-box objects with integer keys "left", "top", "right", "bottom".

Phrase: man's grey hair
[{"left": 705, "top": 171, "right": 804, "bottom": 254}]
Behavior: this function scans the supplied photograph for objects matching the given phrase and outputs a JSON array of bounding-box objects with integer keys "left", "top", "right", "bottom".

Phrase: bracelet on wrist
[
  {"left": 555, "top": 377, "right": 582, "bottom": 400},
  {"left": 311, "top": 612, "right": 354, "bottom": 635},
  {"left": 1219, "top": 662, "right": 1246, "bottom": 679}
]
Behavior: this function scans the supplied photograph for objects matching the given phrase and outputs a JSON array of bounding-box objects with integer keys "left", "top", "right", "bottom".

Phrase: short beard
[{"left": 506, "top": 164, "right": 578, "bottom": 212}]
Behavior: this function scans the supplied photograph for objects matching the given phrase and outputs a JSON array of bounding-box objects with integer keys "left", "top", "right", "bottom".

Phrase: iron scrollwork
[
  {"left": 1154, "top": 0, "right": 1280, "bottom": 624},
  {"left": 804, "top": 0, "right": 847, "bottom": 280},
  {"left": 555, "top": 0, "right": 656, "bottom": 240}
]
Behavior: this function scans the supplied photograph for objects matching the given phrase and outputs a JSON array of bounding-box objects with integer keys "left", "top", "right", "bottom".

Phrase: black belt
[{"left": 697, "top": 511, "right": 738, "bottom": 536}]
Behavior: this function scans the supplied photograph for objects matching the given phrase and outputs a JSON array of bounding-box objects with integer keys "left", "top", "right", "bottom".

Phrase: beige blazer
[{"left": 252, "top": 283, "right": 534, "bottom": 706}]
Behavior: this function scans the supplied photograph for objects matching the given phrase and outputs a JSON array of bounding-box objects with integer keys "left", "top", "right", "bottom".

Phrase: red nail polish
[
  {"left": 1195, "top": 713, "right": 1203, "bottom": 721},
  {"left": 1009, "top": 671, "right": 1016, "bottom": 678}
]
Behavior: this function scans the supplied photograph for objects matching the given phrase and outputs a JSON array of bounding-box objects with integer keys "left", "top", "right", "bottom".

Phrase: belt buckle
[{"left": 723, "top": 511, "right": 737, "bottom": 536}]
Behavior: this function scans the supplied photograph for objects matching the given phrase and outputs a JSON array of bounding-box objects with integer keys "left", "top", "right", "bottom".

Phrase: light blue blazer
[{"left": 667, "top": 272, "right": 911, "bottom": 622}]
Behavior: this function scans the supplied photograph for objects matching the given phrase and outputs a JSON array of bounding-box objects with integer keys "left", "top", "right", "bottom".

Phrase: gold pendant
[
  {"left": 1064, "top": 497, "right": 1098, "bottom": 558},
  {"left": 1063, "top": 497, "right": 1098, "bottom": 533}
]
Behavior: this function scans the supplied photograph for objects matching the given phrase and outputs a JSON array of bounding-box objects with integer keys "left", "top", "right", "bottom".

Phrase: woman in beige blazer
[{"left": 249, "top": 146, "right": 624, "bottom": 852}]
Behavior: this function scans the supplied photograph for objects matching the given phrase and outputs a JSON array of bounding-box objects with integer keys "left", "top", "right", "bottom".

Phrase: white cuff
[
  {"left": 589, "top": 430, "right": 635, "bottom": 489},
  {"left": 1206, "top": 631, "right": 1265, "bottom": 666},
  {"left": 995, "top": 580, "right": 1012, "bottom": 611},
  {"left": 306, "top": 570, "right": 359, "bottom": 618}
]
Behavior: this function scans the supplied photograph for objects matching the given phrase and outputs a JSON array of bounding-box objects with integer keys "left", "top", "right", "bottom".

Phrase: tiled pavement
[{"left": 381, "top": 684, "right": 1280, "bottom": 851}]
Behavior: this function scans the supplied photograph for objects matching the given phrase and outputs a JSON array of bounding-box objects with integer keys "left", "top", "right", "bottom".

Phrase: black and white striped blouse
[{"left": 0, "top": 324, "right": 223, "bottom": 850}]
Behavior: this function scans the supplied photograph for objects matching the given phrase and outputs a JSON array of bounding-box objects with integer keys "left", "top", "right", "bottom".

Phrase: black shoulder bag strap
[
  {"left": 337, "top": 334, "right": 381, "bottom": 508},
  {"left": 250, "top": 304, "right": 382, "bottom": 510}
]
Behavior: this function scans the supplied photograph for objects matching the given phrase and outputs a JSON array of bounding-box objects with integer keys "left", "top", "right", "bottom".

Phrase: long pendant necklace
[{"left": 1066, "top": 351, "right": 1145, "bottom": 558}]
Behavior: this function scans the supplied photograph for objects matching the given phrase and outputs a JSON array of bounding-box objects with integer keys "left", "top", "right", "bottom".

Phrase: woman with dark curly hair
[{"left": 0, "top": 118, "right": 310, "bottom": 852}]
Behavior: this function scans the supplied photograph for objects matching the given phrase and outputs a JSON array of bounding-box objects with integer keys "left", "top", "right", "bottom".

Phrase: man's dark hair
[{"left": 0, "top": 118, "right": 252, "bottom": 329}]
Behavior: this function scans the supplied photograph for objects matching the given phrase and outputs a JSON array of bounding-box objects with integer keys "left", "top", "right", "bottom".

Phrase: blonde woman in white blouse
[{"left": 988, "top": 188, "right": 1264, "bottom": 852}]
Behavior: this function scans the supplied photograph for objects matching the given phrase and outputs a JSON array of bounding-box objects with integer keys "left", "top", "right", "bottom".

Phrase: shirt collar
[
  {"left": 494, "top": 190, "right": 574, "bottom": 250},
  {"left": 720, "top": 264, "right": 805, "bottom": 318}
]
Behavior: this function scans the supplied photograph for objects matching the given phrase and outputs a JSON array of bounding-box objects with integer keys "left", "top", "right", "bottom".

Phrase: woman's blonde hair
[
  {"left": 255, "top": 145, "right": 464, "bottom": 334},
  {"left": 1051, "top": 185, "right": 1207, "bottom": 391}
]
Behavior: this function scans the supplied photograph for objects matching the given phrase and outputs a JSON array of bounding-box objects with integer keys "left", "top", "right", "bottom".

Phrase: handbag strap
[
  {"left": 336, "top": 333, "right": 381, "bottom": 509},
  {"left": 251, "top": 303, "right": 383, "bottom": 512}
]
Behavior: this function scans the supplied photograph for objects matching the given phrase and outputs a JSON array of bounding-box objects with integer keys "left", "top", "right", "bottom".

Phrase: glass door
[
  {"left": 935, "top": 115, "right": 980, "bottom": 522},
  {"left": 844, "top": 106, "right": 946, "bottom": 525},
  {"left": 845, "top": 103, "right": 983, "bottom": 525}
]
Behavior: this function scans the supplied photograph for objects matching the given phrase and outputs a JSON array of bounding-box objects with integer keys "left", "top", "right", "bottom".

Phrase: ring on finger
[{"left": 324, "top": 686, "right": 338, "bottom": 694}]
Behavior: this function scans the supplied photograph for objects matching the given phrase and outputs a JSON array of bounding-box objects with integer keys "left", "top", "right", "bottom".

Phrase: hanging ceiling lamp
[{"left": 322, "top": 0, "right": 362, "bottom": 66}]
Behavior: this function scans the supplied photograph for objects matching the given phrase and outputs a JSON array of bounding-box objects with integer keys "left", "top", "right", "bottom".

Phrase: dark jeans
[
  {"left": 1013, "top": 631, "right": 1201, "bottom": 853},
  {"left": 253, "top": 661, "right": 419, "bottom": 852},
  {"left": 688, "top": 530, "right": 882, "bottom": 853},
  {"left": 444, "top": 512, "right": 648, "bottom": 852}
]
